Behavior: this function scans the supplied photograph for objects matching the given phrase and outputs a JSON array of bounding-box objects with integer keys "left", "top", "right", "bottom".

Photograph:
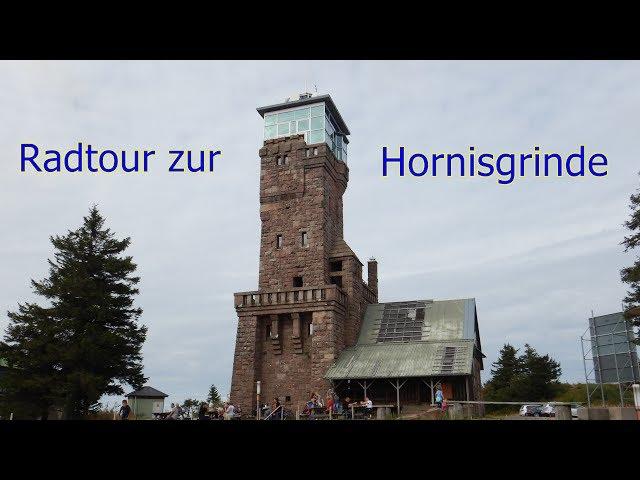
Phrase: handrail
[
  {"left": 235, "top": 284, "right": 347, "bottom": 309},
  {"left": 447, "top": 400, "right": 583, "bottom": 406},
  {"left": 263, "top": 404, "right": 284, "bottom": 420}
]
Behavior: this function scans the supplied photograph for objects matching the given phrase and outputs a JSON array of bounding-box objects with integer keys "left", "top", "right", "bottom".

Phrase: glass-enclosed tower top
[{"left": 257, "top": 93, "right": 350, "bottom": 163}]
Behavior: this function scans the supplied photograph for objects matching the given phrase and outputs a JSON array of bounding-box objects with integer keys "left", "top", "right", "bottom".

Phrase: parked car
[
  {"left": 541, "top": 403, "right": 556, "bottom": 417},
  {"left": 570, "top": 404, "right": 580, "bottom": 418},
  {"left": 519, "top": 404, "right": 542, "bottom": 417}
]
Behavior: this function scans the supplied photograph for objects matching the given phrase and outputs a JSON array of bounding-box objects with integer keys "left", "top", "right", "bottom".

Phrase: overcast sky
[{"left": 1, "top": 61, "right": 638, "bottom": 407}]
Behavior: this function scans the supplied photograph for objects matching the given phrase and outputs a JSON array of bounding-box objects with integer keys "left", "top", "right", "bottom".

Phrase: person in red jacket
[{"left": 326, "top": 394, "right": 334, "bottom": 414}]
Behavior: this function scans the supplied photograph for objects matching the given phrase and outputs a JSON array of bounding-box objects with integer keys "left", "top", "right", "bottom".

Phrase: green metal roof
[
  {"left": 326, "top": 340, "right": 475, "bottom": 379},
  {"left": 325, "top": 298, "right": 482, "bottom": 380},
  {"left": 357, "top": 298, "right": 479, "bottom": 344}
]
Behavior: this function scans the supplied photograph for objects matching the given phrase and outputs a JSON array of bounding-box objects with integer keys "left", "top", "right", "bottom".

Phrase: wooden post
[
  {"left": 465, "top": 377, "right": 472, "bottom": 419},
  {"left": 357, "top": 379, "right": 368, "bottom": 399},
  {"left": 430, "top": 379, "right": 434, "bottom": 405}
]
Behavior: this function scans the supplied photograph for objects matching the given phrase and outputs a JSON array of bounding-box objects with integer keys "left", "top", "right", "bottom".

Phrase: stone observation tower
[{"left": 230, "top": 93, "right": 378, "bottom": 413}]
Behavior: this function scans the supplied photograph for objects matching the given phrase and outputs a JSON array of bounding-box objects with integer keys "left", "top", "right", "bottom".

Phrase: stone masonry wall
[
  {"left": 258, "top": 137, "right": 348, "bottom": 289},
  {"left": 230, "top": 135, "right": 376, "bottom": 416},
  {"left": 256, "top": 313, "right": 313, "bottom": 411},
  {"left": 311, "top": 309, "right": 343, "bottom": 397},
  {"left": 322, "top": 159, "right": 346, "bottom": 259},
  {"left": 229, "top": 315, "right": 259, "bottom": 412}
]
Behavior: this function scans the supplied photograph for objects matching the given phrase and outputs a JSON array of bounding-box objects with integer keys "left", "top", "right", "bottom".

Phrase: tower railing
[
  {"left": 234, "top": 284, "right": 347, "bottom": 309},
  {"left": 362, "top": 282, "right": 377, "bottom": 304}
]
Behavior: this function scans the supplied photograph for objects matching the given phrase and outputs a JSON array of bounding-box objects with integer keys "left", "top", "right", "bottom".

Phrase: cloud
[{"left": 0, "top": 61, "right": 638, "bottom": 403}]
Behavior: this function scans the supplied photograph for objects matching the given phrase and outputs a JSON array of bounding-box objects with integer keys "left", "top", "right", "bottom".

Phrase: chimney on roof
[{"left": 367, "top": 257, "right": 378, "bottom": 297}]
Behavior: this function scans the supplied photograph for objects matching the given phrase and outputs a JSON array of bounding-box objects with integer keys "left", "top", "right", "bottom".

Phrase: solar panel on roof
[{"left": 376, "top": 301, "right": 429, "bottom": 343}]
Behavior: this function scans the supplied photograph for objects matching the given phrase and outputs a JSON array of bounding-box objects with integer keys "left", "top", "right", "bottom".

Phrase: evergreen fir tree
[
  {"left": 207, "top": 384, "right": 222, "bottom": 406},
  {"left": 621, "top": 172, "right": 640, "bottom": 341},
  {"left": 0, "top": 303, "right": 63, "bottom": 419},
  {"left": 484, "top": 343, "right": 561, "bottom": 404},
  {"left": 517, "top": 344, "right": 562, "bottom": 401},
  {"left": 488, "top": 344, "right": 522, "bottom": 392},
  {"left": 182, "top": 398, "right": 201, "bottom": 417},
  {"left": 0, "top": 206, "right": 147, "bottom": 419}
]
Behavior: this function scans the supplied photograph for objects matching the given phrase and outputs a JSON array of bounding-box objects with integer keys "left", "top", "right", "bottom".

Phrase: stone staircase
[{"left": 398, "top": 404, "right": 443, "bottom": 420}]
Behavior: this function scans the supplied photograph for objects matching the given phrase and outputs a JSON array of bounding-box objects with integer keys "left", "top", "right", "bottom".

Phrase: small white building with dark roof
[{"left": 126, "top": 386, "right": 168, "bottom": 420}]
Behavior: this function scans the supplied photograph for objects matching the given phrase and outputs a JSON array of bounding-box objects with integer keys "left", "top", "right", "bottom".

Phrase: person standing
[
  {"left": 119, "top": 399, "right": 131, "bottom": 420},
  {"left": 363, "top": 396, "right": 373, "bottom": 419},
  {"left": 334, "top": 396, "right": 343, "bottom": 415},
  {"left": 270, "top": 397, "right": 281, "bottom": 419},
  {"left": 325, "top": 394, "right": 334, "bottom": 414},
  {"left": 223, "top": 402, "right": 235, "bottom": 420},
  {"left": 435, "top": 386, "right": 443, "bottom": 409},
  {"left": 166, "top": 402, "right": 179, "bottom": 420},
  {"left": 198, "top": 402, "right": 209, "bottom": 420}
]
